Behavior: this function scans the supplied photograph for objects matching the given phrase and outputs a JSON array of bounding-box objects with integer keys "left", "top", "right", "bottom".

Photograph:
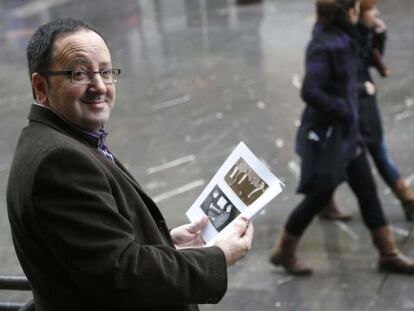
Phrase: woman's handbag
[{"left": 297, "top": 125, "right": 348, "bottom": 194}]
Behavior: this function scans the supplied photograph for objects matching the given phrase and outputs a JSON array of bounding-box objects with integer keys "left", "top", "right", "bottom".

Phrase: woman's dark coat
[
  {"left": 356, "top": 23, "right": 387, "bottom": 145},
  {"left": 296, "top": 22, "right": 360, "bottom": 194}
]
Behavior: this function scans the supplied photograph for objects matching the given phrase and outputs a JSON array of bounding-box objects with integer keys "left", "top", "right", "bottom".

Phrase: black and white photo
[
  {"left": 200, "top": 185, "right": 241, "bottom": 232},
  {"left": 225, "top": 157, "right": 269, "bottom": 206}
]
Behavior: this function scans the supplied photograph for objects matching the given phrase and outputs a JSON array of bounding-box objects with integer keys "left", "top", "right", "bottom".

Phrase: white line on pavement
[
  {"left": 151, "top": 95, "right": 191, "bottom": 111},
  {"left": 152, "top": 179, "right": 205, "bottom": 203},
  {"left": 146, "top": 154, "right": 196, "bottom": 175}
]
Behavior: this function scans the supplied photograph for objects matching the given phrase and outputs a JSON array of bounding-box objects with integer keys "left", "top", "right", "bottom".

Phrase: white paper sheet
[{"left": 186, "top": 142, "right": 283, "bottom": 245}]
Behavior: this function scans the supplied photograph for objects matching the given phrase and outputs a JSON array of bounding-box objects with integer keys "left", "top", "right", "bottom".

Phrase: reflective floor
[{"left": 1, "top": 0, "right": 414, "bottom": 309}]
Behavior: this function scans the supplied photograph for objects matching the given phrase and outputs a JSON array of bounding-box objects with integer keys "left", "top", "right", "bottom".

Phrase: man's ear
[{"left": 32, "top": 73, "right": 49, "bottom": 105}]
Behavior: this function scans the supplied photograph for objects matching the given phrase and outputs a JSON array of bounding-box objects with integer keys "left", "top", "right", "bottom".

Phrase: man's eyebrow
[
  {"left": 66, "top": 58, "right": 90, "bottom": 67},
  {"left": 66, "top": 58, "right": 112, "bottom": 68}
]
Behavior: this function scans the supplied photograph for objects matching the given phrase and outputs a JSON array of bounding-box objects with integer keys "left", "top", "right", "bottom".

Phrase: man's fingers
[
  {"left": 244, "top": 222, "right": 254, "bottom": 238},
  {"left": 243, "top": 222, "right": 254, "bottom": 250}
]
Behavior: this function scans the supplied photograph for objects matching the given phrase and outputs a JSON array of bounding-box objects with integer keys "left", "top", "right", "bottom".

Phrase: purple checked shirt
[{"left": 78, "top": 127, "right": 114, "bottom": 162}]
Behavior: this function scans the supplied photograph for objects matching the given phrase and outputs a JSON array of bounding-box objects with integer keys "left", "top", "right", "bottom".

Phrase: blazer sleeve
[
  {"left": 372, "top": 30, "right": 386, "bottom": 55},
  {"left": 301, "top": 42, "right": 352, "bottom": 123},
  {"left": 30, "top": 147, "right": 227, "bottom": 309}
]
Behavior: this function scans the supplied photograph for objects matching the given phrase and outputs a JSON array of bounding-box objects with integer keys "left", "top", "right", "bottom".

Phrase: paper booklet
[{"left": 186, "top": 142, "right": 284, "bottom": 246}]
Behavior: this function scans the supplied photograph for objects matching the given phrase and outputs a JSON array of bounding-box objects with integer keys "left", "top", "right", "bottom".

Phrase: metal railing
[{"left": 0, "top": 276, "right": 34, "bottom": 311}]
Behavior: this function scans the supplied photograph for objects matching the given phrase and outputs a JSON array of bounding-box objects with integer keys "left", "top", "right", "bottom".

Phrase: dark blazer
[
  {"left": 296, "top": 22, "right": 360, "bottom": 193},
  {"left": 7, "top": 105, "right": 227, "bottom": 311}
]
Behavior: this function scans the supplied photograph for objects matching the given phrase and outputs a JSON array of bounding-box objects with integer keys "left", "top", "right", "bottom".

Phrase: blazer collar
[{"left": 28, "top": 104, "right": 101, "bottom": 149}]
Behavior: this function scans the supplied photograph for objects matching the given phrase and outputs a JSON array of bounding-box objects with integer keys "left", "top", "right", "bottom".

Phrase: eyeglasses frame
[{"left": 39, "top": 69, "right": 121, "bottom": 84}]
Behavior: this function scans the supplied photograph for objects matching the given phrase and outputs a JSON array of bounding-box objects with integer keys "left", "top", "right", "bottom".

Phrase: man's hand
[
  {"left": 170, "top": 216, "right": 209, "bottom": 249},
  {"left": 214, "top": 216, "right": 254, "bottom": 266}
]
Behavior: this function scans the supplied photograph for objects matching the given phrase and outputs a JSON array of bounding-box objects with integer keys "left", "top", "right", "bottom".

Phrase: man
[{"left": 7, "top": 18, "right": 253, "bottom": 311}]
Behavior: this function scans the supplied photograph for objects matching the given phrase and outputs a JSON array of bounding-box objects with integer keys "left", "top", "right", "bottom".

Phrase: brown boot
[
  {"left": 269, "top": 230, "right": 313, "bottom": 275},
  {"left": 371, "top": 226, "right": 414, "bottom": 274},
  {"left": 319, "top": 196, "right": 352, "bottom": 221},
  {"left": 391, "top": 178, "right": 414, "bottom": 221}
]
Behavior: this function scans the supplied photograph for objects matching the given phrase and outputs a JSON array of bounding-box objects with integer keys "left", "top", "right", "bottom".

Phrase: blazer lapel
[{"left": 112, "top": 157, "right": 167, "bottom": 224}]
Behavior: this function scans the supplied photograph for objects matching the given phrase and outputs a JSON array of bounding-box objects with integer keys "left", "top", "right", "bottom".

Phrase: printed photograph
[
  {"left": 200, "top": 185, "right": 241, "bottom": 232},
  {"left": 225, "top": 157, "right": 269, "bottom": 206}
]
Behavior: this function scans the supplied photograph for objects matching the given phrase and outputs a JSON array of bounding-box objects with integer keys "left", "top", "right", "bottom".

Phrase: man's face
[{"left": 42, "top": 30, "right": 115, "bottom": 131}]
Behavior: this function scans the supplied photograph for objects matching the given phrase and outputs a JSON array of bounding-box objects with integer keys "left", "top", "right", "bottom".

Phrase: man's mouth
[{"left": 81, "top": 97, "right": 106, "bottom": 104}]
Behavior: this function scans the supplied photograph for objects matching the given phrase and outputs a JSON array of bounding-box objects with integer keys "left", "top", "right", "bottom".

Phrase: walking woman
[
  {"left": 269, "top": 0, "right": 414, "bottom": 275},
  {"left": 357, "top": 0, "right": 414, "bottom": 219},
  {"left": 321, "top": 0, "right": 414, "bottom": 222}
]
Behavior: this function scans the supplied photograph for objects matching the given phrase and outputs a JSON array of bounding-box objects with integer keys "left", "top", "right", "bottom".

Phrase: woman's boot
[
  {"left": 269, "top": 230, "right": 313, "bottom": 275},
  {"left": 319, "top": 196, "right": 352, "bottom": 221},
  {"left": 371, "top": 226, "right": 414, "bottom": 274},
  {"left": 391, "top": 178, "right": 414, "bottom": 221}
]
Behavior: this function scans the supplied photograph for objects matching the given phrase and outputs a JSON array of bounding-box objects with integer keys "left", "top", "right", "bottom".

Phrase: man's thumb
[{"left": 187, "top": 215, "right": 209, "bottom": 233}]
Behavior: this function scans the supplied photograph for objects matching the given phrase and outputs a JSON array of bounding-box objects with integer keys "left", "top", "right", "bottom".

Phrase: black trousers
[{"left": 286, "top": 150, "right": 388, "bottom": 236}]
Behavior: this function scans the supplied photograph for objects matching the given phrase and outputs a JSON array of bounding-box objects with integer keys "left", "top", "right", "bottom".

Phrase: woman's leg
[
  {"left": 346, "top": 151, "right": 414, "bottom": 274},
  {"left": 367, "top": 139, "right": 414, "bottom": 221},
  {"left": 367, "top": 139, "right": 400, "bottom": 186},
  {"left": 285, "top": 193, "right": 332, "bottom": 236},
  {"left": 270, "top": 192, "right": 332, "bottom": 275},
  {"left": 346, "top": 151, "right": 387, "bottom": 229},
  {"left": 319, "top": 194, "right": 352, "bottom": 221}
]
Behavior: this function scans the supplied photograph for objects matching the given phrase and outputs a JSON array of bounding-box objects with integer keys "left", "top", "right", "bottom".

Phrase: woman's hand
[
  {"left": 364, "top": 81, "right": 376, "bottom": 96},
  {"left": 374, "top": 17, "right": 387, "bottom": 33}
]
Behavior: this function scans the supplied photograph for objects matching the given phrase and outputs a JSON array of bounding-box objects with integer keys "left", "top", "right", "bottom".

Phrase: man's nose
[{"left": 88, "top": 73, "right": 107, "bottom": 93}]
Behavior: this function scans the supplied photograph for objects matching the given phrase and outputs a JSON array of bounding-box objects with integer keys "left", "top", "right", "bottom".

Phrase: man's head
[{"left": 27, "top": 18, "right": 117, "bottom": 131}]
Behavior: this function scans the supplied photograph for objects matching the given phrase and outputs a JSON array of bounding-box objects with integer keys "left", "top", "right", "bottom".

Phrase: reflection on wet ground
[{"left": 1, "top": 0, "right": 414, "bottom": 309}]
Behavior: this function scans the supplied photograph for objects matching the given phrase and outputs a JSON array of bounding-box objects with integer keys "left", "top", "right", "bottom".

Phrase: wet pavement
[{"left": 1, "top": 0, "right": 414, "bottom": 309}]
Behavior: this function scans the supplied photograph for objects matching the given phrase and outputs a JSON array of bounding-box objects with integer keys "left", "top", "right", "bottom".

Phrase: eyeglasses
[{"left": 40, "top": 69, "right": 121, "bottom": 84}]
